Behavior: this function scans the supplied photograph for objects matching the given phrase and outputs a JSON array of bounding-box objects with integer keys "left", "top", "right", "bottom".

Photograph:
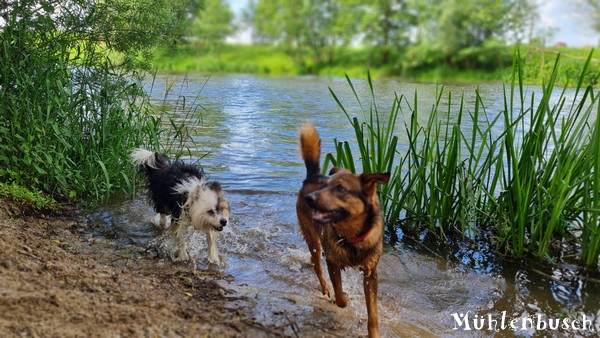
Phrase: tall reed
[
  {"left": 325, "top": 72, "right": 400, "bottom": 230},
  {"left": 326, "top": 51, "right": 600, "bottom": 267}
]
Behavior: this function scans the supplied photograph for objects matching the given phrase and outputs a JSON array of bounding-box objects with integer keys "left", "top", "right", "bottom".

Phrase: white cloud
[{"left": 538, "top": 0, "right": 600, "bottom": 46}]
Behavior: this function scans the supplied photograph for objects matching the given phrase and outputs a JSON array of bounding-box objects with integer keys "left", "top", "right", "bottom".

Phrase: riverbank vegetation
[
  {"left": 152, "top": 43, "right": 600, "bottom": 86},
  {"left": 324, "top": 52, "right": 600, "bottom": 267},
  {"left": 150, "top": 0, "right": 600, "bottom": 86},
  {"left": 0, "top": 0, "right": 201, "bottom": 206}
]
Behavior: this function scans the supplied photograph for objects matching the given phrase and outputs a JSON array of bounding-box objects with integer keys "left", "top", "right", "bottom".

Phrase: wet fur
[
  {"left": 131, "top": 149, "right": 230, "bottom": 264},
  {"left": 296, "top": 123, "right": 390, "bottom": 338}
]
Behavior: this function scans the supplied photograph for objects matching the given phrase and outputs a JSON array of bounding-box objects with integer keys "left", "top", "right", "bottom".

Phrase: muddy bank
[{"left": 0, "top": 200, "right": 345, "bottom": 337}]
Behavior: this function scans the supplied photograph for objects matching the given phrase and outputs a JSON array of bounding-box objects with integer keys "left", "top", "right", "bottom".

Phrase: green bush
[{"left": 0, "top": 1, "right": 195, "bottom": 205}]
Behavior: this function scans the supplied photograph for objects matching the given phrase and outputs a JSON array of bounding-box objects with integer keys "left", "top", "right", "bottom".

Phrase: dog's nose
[
  {"left": 305, "top": 193, "right": 316, "bottom": 206},
  {"left": 220, "top": 219, "right": 227, "bottom": 227}
]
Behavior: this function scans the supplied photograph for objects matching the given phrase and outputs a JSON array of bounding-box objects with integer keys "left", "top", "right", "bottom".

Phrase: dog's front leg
[
  {"left": 363, "top": 270, "right": 380, "bottom": 338},
  {"left": 206, "top": 231, "right": 220, "bottom": 265},
  {"left": 171, "top": 224, "right": 190, "bottom": 262},
  {"left": 152, "top": 213, "right": 170, "bottom": 229},
  {"left": 160, "top": 213, "right": 168, "bottom": 227},
  {"left": 311, "top": 248, "right": 330, "bottom": 298},
  {"left": 301, "top": 224, "right": 330, "bottom": 297},
  {"left": 326, "top": 259, "right": 347, "bottom": 308}
]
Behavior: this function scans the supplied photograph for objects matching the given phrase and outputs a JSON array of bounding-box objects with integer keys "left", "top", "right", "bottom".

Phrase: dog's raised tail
[
  {"left": 130, "top": 148, "right": 169, "bottom": 172},
  {"left": 299, "top": 122, "right": 321, "bottom": 178}
]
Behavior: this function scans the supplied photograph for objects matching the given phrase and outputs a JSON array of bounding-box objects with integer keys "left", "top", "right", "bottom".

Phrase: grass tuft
[{"left": 0, "top": 182, "right": 59, "bottom": 212}]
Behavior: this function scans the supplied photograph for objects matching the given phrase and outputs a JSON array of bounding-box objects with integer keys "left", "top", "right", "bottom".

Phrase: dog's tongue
[{"left": 312, "top": 210, "right": 334, "bottom": 223}]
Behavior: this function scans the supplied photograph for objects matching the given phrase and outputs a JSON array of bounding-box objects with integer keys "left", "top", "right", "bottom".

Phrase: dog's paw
[
  {"left": 207, "top": 254, "right": 221, "bottom": 265},
  {"left": 318, "top": 291, "right": 335, "bottom": 303},
  {"left": 334, "top": 293, "right": 348, "bottom": 308},
  {"left": 172, "top": 248, "right": 190, "bottom": 262}
]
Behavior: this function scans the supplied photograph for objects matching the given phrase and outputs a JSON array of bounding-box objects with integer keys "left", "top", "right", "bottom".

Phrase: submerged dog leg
[
  {"left": 326, "top": 259, "right": 348, "bottom": 308},
  {"left": 364, "top": 270, "right": 380, "bottom": 338},
  {"left": 206, "top": 231, "right": 220, "bottom": 264}
]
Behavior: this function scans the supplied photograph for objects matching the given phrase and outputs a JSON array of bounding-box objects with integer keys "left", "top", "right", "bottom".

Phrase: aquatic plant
[
  {"left": 326, "top": 51, "right": 600, "bottom": 267},
  {"left": 325, "top": 72, "right": 400, "bottom": 229}
]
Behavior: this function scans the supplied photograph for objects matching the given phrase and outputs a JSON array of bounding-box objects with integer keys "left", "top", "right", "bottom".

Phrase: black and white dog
[{"left": 131, "top": 149, "right": 230, "bottom": 264}]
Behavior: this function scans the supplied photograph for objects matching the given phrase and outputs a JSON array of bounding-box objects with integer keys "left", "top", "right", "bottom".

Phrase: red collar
[{"left": 345, "top": 226, "right": 374, "bottom": 244}]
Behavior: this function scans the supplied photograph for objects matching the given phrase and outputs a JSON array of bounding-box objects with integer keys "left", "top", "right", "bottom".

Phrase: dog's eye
[
  {"left": 207, "top": 210, "right": 215, "bottom": 216},
  {"left": 336, "top": 184, "right": 346, "bottom": 193}
]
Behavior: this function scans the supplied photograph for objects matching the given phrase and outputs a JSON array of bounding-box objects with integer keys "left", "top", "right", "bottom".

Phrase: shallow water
[{"left": 95, "top": 74, "right": 600, "bottom": 337}]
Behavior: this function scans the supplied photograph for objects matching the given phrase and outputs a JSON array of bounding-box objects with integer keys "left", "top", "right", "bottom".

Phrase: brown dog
[{"left": 296, "top": 122, "right": 390, "bottom": 338}]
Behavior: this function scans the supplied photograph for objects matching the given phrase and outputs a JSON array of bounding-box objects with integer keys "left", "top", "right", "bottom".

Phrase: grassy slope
[
  {"left": 152, "top": 44, "right": 296, "bottom": 75},
  {"left": 152, "top": 44, "right": 600, "bottom": 85}
]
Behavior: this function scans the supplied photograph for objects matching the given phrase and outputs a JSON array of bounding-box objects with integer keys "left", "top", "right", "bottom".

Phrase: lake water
[{"left": 93, "top": 74, "right": 599, "bottom": 337}]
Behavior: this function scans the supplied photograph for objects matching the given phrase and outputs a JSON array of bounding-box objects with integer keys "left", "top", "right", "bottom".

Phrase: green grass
[
  {"left": 324, "top": 72, "right": 401, "bottom": 229},
  {"left": 152, "top": 44, "right": 504, "bottom": 81},
  {"left": 0, "top": 182, "right": 59, "bottom": 212},
  {"left": 152, "top": 45, "right": 297, "bottom": 75},
  {"left": 325, "top": 50, "right": 600, "bottom": 268},
  {"left": 519, "top": 46, "right": 600, "bottom": 87},
  {"left": 0, "top": 29, "right": 159, "bottom": 203},
  {"left": 151, "top": 43, "right": 600, "bottom": 87}
]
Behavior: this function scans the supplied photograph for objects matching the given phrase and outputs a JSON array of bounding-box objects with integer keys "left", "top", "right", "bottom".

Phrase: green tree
[
  {"left": 91, "top": 0, "right": 204, "bottom": 68},
  {"left": 302, "top": 0, "right": 363, "bottom": 65},
  {"left": 248, "top": 0, "right": 360, "bottom": 67},
  {"left": 358, "top": 0, "right": 414, "bottom": 65},
  {"left": 411, "top": 0, "right": 535, "bottom": 66},
  {"left": 249, "top": 0, "right": 307, "bottom": 63},
  {"left": 191, "top": 0, "right": 235, "bottom": 47},
  {"left": 504, "top": 0, "right": 538, "bottom": 45},
  {"left": 581, "top": 0, "right": 600, "bottom": 34}
]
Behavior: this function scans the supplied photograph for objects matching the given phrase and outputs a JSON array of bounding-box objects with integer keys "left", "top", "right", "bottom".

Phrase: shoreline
[{"left": 0, "top": 200, "right": 344, "bottom": 337}]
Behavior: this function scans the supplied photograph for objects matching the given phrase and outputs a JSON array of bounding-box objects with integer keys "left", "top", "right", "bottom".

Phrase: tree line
[
  {"left": 188, "top": 0, "right": 600, "bottom": 75},
  {"left": 241, "top": 0, "right": 537, "bottom": 69}
]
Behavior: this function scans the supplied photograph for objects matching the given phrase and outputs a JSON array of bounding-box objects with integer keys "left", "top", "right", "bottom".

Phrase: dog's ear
[
  {"left": 329, "top": 167, "right": 352, "bottom": 175},
  {"left": 360, "top": 173, "right": 391, "bottom": 195},
  {"left": 191, "top": 185, "right": 202, "bottom": 201},
  {"left": 206, "top": 181, "right": 222, "bottom": 192},
  {"left": 155, "top": 152, "right": 170, "bottom": 167},
  {"left": 217, "top": 192, "right": 230, "bottom": 217}
]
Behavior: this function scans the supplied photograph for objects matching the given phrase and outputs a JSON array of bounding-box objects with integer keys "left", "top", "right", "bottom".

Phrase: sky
[
  {"left": 226, "top": 0, "right": 600, "bottom": 47},
  {"left": 538, "top": 0, "right": 599, "bottom": 47}
]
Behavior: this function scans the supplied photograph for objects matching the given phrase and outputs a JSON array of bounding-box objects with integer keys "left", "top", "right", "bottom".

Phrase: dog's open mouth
[
  {"left": 213, "top": 225, "right": 225, "bottom": 232},
  {"left": 312, "top": 208, "right": 345, "bottom": 223}
]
